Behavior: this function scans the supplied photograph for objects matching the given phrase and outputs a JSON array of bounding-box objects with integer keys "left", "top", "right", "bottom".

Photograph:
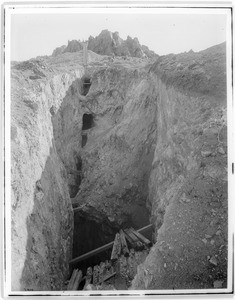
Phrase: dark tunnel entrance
[
  {"left": 82, "top": 114, "right": 94, "bottom": 130},
  {"left": 80, "top": 77, "right": 91, "bottom": 96}
]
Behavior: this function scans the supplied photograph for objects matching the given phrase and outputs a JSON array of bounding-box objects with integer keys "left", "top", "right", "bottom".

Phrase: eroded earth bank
[{"left": 11, "top": 39, "right": 227, "bottom": 291}]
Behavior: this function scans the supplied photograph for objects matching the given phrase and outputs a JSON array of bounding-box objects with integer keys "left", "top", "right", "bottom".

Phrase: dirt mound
[{"left": 149, "top": 42, "right": 226, "bottom": 98}]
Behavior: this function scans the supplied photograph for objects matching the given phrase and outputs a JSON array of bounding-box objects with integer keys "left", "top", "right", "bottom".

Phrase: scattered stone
[
  {"left": 205, "top": 234, "right": 212, "bottom": 239},
  {"left": 201, "top": 150, "right": 212, "bottom": 157},
  {"left": 164, "top": 263, "right": 167, "bottom": 268},
  {"left": 210, "top": 240, "right": 215, "bottom": 245},
  {"left": 202, "top": 238, "right": 207, "bottom": 244},
  {"left": 218, "top": 147, "right": 225, "bottom": 155},
  {"left": 84, "top": 284, "right": 97, "bottom": 290},
  {"left": 209, "top": 256, "right": 218, "bottom": 266},
  {"left": 216, "top": 230, "right": 221, "bottom": 236},
  {"left": 213, "top": 280, "right": 223, "bottom": 288}
]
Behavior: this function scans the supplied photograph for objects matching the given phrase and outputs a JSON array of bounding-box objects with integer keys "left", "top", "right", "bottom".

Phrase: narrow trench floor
[
  {"left": 65, "top": 248, "right": 150, "bottom": 291},
  {"left": 66, "top": 226, "right": 153, "bottom": 291}
]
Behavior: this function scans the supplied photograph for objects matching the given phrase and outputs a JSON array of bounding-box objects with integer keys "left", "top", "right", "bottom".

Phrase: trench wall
[{"left": 11, "top": 68, "right": 82, "bottom": 290}]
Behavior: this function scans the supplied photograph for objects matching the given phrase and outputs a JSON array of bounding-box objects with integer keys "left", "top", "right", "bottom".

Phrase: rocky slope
[
  {"left": 11, "top": 42, "right": 227, "bottom": 291},
  {"left": 52, "top": 30, "right": 157, "bottom": 59}
]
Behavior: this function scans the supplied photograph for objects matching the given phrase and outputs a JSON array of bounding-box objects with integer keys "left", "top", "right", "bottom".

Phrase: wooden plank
[
  {"left": 125, "top": 229, "right": 144, "bottom": 250},
  {"left": 72, "top": 270, "right": 83, "bottom": 290},
  {"left": 97, "top": 272, "right": 116, "bottom": 285},
  {"left": 119, "top": 229, "right": 129, "bottom": 257},
  {"left": 123, "top": 230, "right": 137, "bottom": 249},
  {"left": 67, "top": 269, "right": 78, "bottom": 290},
  {"left": 84, "top": 267, "right": 93, "bottom": 289},
  {"left": 110, "top": 233, "right": 121, "bottom": 262},
  {"left": 98, "top": 261, "right": 106, "bottom": 283},
  {"left": 69, "top": 224, "right": 153, "bottom": 265},
  {"left": 93, "top": 265, "right": 99, "bottom": 285},
  {"left": 130, "top": 227, "right": 152, "bottom": 247}
]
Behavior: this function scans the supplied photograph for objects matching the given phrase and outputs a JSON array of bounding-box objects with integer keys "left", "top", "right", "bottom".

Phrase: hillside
[{"left": 11, "top": 41, "right": 228, "bottom": 292}]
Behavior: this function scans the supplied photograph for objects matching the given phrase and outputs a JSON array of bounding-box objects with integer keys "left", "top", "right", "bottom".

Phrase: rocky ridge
[
  {"left": 11, "top": 42, "right": 228, "bottom": 291},
  {"left": 52, "top": 30, "right": 157, "bottom": 59}
]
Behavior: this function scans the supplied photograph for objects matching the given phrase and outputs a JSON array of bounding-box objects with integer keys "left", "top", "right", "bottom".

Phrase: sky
[{"left": 10, "top": 10, "right": 228, "bottom": 61}]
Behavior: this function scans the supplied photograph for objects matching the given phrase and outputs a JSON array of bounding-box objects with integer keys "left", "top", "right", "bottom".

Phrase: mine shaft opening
[
  {"left": 82, "top": 113, "right": 94, "bottom": 130},
  {"left": 71, "top": 203, "right": 152, "bottom": 281},
  {"left": 80, "top": 76, "right": 92, "bottom": 96}
]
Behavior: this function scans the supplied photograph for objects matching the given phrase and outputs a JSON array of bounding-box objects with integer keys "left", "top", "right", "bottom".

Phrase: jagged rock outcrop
[
  {"left": 52, "top": 30, "right": 157, "bottom": 59},
  {"left": 52, "top": 45, "right": 66, "bottom": 57},
  {"left": 11, "top": 42, "right": 227, "bottom": 291}
]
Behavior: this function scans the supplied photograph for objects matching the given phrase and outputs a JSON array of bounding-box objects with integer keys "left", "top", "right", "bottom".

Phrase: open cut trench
[{"left": 50, "top": 70, "right": 158, "bottom": 289}]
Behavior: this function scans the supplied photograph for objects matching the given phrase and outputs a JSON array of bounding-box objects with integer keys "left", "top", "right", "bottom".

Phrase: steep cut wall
[
  {"left": 52, "top": 65, "right": 159, "bottom": 256},
  {"left": 132, "top": 73, "right": 227, "bottom": 289},
  {"left": 11, "top": 42, "right": 227, "bottom": 291},
  {"left": 11, "top": 61, "right": 82, "bottom": 290}
]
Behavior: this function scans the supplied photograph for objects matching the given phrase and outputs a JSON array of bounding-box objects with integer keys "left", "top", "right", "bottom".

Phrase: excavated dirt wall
[
  {"left": 11, "top": 45, "right": 227, "bottom": 291},
  {"left": 52, "top": 66, "right": 159, "bottom": 258},
  {"left": 11, "top": 65, "right": 82, "bottom": 290},
  {"left": 132, "top": 75, "right": 227, "bottom": 289}
]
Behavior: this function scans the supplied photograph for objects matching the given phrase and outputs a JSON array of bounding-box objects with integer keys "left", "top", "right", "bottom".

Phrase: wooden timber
[
  {"left": 119, "top": 229, "right": 129, "bottom": 257},
  {"left": 124, "top": 228, "right": 144, "bottom": 250},
  {"left": 110, "top": 233, "right": 121, "bottom": 262},
  {"left": 67, "top": 269, "right": 83, "bottom": 290},
  {"left": 67, "top": 269, "right": 78, "bottom": 290},
  {"left": 72, "top": 270, "right": 83, "bottom": 290},
  {"left": 93, "top": 265, "right": 99, "bottom": 285},
  {"left": 83, "top": 267, "right": 93, "bottom": 290},
  {"left": 97, "top": 271, "right": 116, "bottom": 285},
  {"left": 130, "top": 227, "right": 152, "bottom": 247}
]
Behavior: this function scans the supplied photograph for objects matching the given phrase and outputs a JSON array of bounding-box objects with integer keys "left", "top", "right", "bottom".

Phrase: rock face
[
  {"left": 131, "top": 42, "right": 227, "bottom": 289},
  {"left": 52, "top": 30, "right": 157, "bottom": 59},
  {"left": 11, "top": 42, "right": 227, "bottom": 291},
  {"left": 11, "top": 58, "right": 83, "bottom": 290}
]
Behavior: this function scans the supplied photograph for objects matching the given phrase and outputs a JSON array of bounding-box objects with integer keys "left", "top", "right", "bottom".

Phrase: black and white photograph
[{"left": 1, "top": 2, "right": 234, "bottom": 297}]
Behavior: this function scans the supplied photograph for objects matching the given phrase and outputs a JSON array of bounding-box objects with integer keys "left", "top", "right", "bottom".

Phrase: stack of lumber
[
  {"left": 68, "top": 227, "right": 152, "bottom": 290},
  {"left": 83, "top": 259, "right": 116, "bottom": 289},
  {"left": 110, "top": 227, "right": 152, "bottom": 262}
]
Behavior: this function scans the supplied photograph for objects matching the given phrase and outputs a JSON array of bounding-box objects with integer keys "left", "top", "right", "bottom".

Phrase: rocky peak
[{"left": 52, "top": 30, "right": 157, "bottom": 59}]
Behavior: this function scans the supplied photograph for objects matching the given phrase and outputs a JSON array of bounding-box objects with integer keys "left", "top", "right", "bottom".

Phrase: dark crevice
[
  {"left": 82, "top": 113, "right": 94, "bottom": 130},
  {"left": 68, "top": 154, "right": 83, "bottom": 198},
  {"left": 80, "top": 76, "right": 92, "bottom": 96},
  {"left": 81, "top": 134, "right": 87, "bottom": 148}
]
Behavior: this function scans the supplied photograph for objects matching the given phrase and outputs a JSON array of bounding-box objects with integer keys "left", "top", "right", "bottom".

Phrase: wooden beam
[
  {"left": 119, "top": 229, "right": 129, "bottom": 257},
  {"left": 124, "top": 228, "right": 144, "bottom": 250},
  {"left": 110, "top": 233, "right": 121, "bottom": 262},
  {"left": 67, "top": 269, "right": 78, "bottom": 290},
  {"left": 97, "top": 271, "right": 116, "bottom": 285},
  {"left": 130, "top": 227, "right": 152, "bottom": 247},
  {"left": 93, "top": 265, "right": 99, "bottom": 285},
  {"left": 72, "top": 270, "right": 83, "bottom": 290}
]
